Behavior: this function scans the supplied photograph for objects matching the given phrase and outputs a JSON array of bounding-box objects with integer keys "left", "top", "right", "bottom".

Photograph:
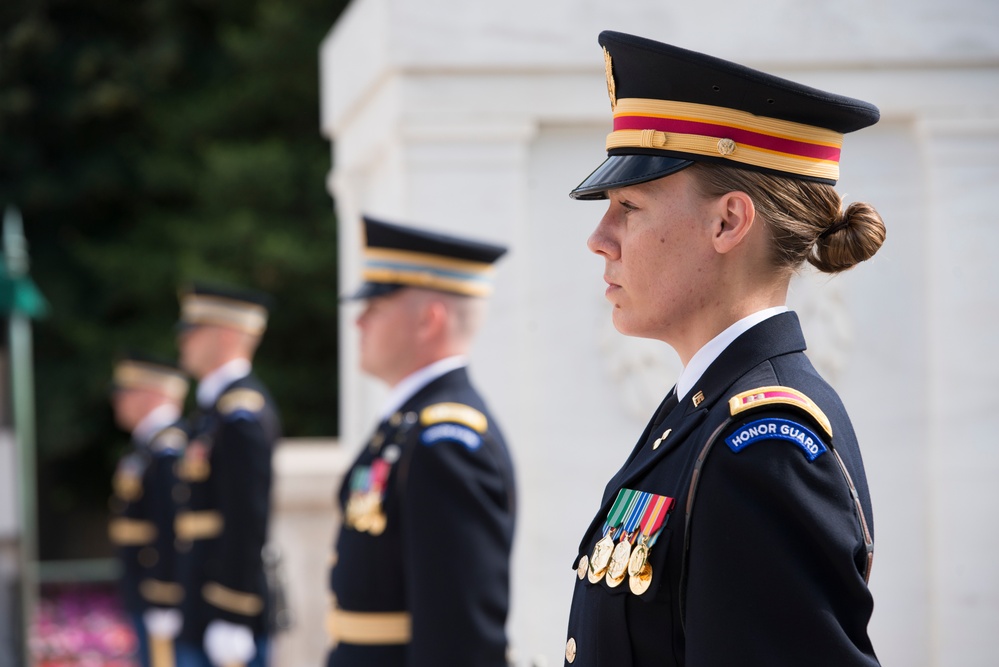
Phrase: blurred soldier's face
[
  {"left": 356, "top": 289, "right": 422, "bottom": 386},
  {"left": 111, "top": 388, "right": 161, "bottom": 433},
  {"left": 177, "top": 325, "right": 223, "bottom": 380}
]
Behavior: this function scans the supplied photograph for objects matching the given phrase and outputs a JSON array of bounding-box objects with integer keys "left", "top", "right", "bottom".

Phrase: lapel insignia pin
[{"left": 652, "top": 428, "right": 672, "bottom": 450}]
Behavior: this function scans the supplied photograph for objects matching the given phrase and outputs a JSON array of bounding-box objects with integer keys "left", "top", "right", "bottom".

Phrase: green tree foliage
[{"left": 1, "top": 0, "right": 349, "bottom": 555}]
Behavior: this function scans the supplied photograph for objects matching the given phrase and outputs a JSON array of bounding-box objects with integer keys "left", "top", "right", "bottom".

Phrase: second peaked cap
[
  {"left": 178, "top": 283, "right": 273, "bottom": 336},
  {"left": 350, "top": 216, "right": 507, "bottom": 300}
]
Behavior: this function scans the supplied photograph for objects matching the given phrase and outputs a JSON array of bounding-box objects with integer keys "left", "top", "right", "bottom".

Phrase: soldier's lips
[{"left": 603, "top": 276, "right": 621, "bottom": 298}]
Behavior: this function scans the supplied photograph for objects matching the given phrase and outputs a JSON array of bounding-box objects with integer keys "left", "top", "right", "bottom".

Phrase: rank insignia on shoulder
[
  {"left": 728, "top": 385, "right": 832, "bottom": 438},
  {"left": 218, "top": 389, "right": 265, "bottom": 416},
  {"left": 421, "top": 423, "right": 482, "bottom": 450},
  {"left": 151, "top": 426, "right": 187, "bottom": 454},
  {"left": 419, "top": 402, "right": 487, "bottom": 433},
  {"left": 725, "top": 418, "right": 827, "bottom": 462}
]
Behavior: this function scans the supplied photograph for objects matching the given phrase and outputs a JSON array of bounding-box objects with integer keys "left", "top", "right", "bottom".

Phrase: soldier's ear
[
  {"left": 423, "top": 298, "right": 450, "bottom": 336},
  {"left": 711, "top": 190, "right": 755, "bottom": 255}
]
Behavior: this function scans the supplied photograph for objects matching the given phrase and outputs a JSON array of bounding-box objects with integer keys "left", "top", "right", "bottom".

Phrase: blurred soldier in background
[
  {"left": 109, "top": 353, "right": 190, "bottom": 667},
  {"left": 327, "top": 216, "right": 516, "bottom": 667},
  {"left": 172, "top": 284, "right": 282, "bottom": 667}
]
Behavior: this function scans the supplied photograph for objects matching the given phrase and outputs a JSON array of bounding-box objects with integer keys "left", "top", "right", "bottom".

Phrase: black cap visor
[
  {"left": 343, "top": 282, "right": 405, "bottom": 302},
  {"left": 569, "top": 154, "right": 695, "bottom": 200}
]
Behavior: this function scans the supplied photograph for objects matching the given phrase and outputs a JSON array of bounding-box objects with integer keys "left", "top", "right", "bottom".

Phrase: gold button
[
  {"left": 576, "top": 555, "right": 589, "bottom": 580},
  {"left": 565, "top": 637, "right": 577, "bottom": 663},
  {"left": 717, "top": 138, "right": 737, "bottom": 155}
]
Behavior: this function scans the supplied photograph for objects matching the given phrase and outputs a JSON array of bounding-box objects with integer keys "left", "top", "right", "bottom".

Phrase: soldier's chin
[
  {"left": 610, "top": 308, "right": 635, "bottom": 336},
  {"left": 611, "top": 310, "right": 660, "bottom": 341}
]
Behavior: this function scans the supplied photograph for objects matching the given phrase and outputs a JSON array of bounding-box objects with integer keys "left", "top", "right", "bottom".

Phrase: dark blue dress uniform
[
  {"left": 110, "top": 422, "right": 188, "bottom": 618},
  {"left": 174, "top": 373, "right": 282, "bottom": 645},
  {"left": 564, "top": 313, "right": 878, "bottom": 666},
  {"left": 328, "top": 366, "right": 516, "bottom": 667},
  {"left": 563, "top": 32, "right": 882, "bottom": 667},
  {"left": 328, "top": 215, "right": 515, "bottom": 666}
]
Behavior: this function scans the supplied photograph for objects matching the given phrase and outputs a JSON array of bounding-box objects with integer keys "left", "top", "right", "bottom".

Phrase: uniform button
[{"left": 565, "top": 637, "right": 577, "bottom": 663}]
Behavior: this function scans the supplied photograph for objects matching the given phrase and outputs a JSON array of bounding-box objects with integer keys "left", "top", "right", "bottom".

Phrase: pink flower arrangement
[{"left": 31, "top": 584, "right": 138, "bottom": 667}]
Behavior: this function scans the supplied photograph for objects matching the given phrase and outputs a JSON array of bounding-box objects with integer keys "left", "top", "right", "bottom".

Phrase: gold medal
[
  {"left": 628, "top": 541, "right": 649, "bottom": 577},
  {"left": 629, "top": 562, "right": 653, "bottom": 595},
  {"left": 588, "top": 532, "right": 615, "bottom": 583},
  {"left": 353, "top": 511, "right": 373, "bottom": 533},
  {"left": 576, "top": 555, "right": 589, "bottom": 580},
  {"left": 367, "top": 511, "right": 387, "bottom": 536},
  {"left": 605, "top": 539, "right": 632, "bottom": 587}
]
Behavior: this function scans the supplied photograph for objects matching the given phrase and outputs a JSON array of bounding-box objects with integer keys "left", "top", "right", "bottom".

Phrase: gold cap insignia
[{"left": 603, "top": 47, "right": 617, "bottom": 110}]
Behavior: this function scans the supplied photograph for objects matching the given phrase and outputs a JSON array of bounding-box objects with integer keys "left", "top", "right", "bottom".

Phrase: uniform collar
[
  {"left": 132, "top": 404, "right": 181, "bottom": 446},
  {"left": 593, "top": 310, "right": 807, "bottom": 519},
  {"left": 676, "top": 306, "right": 788, "bottom": 401},
  {"left": 379, "top": 355, "right": 468, "bottom": 420},
  {"left": 196, "top": 358, "right": 252, "bottom": 408}
]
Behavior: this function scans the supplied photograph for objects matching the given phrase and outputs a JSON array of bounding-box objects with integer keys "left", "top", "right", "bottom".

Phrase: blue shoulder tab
[
  {"left": 420, "top": 423, "right": 483, "bottom": 450},
  {"left": 725, "top": 417, "right": 827, "bottom": 462}
]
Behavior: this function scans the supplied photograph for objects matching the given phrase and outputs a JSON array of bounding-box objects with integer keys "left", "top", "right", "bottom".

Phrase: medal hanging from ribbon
[
  {"left": 605, "top": 491, "right": 652, "bottom": 587},
  {"left": 585, "top": 487, "right": 676, "bottom": 593},
  {"left": 588, "top": 488, "right": 635, "bottom": 583},
  {"left": 345, "top": 458, "right": 391, "bottom": 535},
  {"left": 628, "top": 494, "right": 675, "bottom": 594}
]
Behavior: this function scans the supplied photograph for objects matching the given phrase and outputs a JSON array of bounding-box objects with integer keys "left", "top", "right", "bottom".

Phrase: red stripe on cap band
[{"left": 614, "top": 115, "right": 842, "bottom": 162}]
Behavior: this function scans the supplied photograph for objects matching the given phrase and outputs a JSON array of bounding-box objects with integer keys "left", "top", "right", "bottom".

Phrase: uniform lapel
[{"left": 615, "top": 312, "right": 807, "bottom": 489}]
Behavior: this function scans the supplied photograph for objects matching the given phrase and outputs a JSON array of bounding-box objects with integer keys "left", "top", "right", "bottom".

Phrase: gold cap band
[
  {"left": 180, "top": 294, "right": 268, "bottom": 336},
  {"left": 113, "top": 361, "right": 188, "bottom": 401}
]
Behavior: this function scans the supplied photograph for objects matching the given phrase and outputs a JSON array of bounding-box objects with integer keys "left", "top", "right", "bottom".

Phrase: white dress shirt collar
[
  {"left": 379, "top": 355, "right": 468, "bottom": 421},
  {"left": 196, "top": 358, "right": 252, "bottom": 409},
  {"left": 132, "top": 403, "right": 182, "bottom": 446},
  {"left": 676, "top": 306, "right": 788, "bottom": 401}
]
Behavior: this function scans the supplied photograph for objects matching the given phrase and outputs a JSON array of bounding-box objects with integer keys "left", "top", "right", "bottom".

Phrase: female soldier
[{"left": 563, "top": 32, "right": 884, "bottom": 666}]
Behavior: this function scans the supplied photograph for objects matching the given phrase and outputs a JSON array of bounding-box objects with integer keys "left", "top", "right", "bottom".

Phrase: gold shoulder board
[
  {"left": 420, "top": 403, "right": 488, "bottom": 433},
  {"left": 218, "top": 389, "right": 265, "bottom": 415},
  {"left": 729, "top": 385, "right": 832, "bottom": 438},
  {"left": 152, "top": 426, "right": 188, "bottom": 451}
]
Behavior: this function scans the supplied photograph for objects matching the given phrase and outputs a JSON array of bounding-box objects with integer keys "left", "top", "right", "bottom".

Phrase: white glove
[
  {"left": 204, "top": 619, "right": 256, "bottom": 666},
  {"left": 142, "top": 607, "right": 182, "bottom": 640}
]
